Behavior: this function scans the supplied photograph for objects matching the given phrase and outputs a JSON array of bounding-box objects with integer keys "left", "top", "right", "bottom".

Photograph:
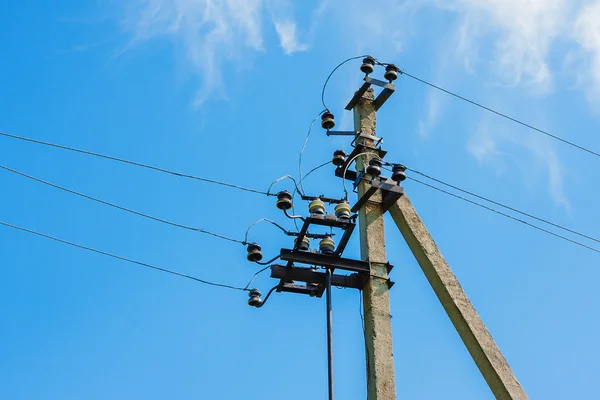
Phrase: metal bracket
[
  {"left": 351, "top": 132, "right": 384, "bottom": 148},
  {"left": 345, "top": 76, "right": 396, "bottom": 111},
  {"left": 326, "top": 130, "right": 360, "bottom": 137},
  {"left": 285, "top": 231, "right": 333, "bottom": 240},
  {"left": 335, "top": 144, "right": 387, "bottom": 182},
  {"left": 300, "top": 194, "right": 348, "bottom": 205},
  {"left": 270, "top": 265, "right": 367, "bottom": 297},
  {"left": 353, "top": 171, "right": 366, "bottom": 191},
  {"left": 280, "top": 249, "right": 370, "bottom": 273},
  {"left": 293, "top": 214, "right": 356, "bottom": 257},
  {"left": 351, "top": 178, "right": 404, "bottom": 213}
]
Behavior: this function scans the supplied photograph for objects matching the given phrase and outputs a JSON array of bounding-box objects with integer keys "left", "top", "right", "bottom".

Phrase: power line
[
  {"left": 298, "top": 111, "right": 326, "bottom": 196},
  {"left": 0, "top": 164, "right": 246, "bottom": 245},
  {"left": 0, "top": 131, "right": 272, "bottom": 196},
  {"left": 245, "top": 218, "right": 290, "bottom": 244},
  {"left": 406, "top": 176, "right": 600, "bottom": 254},
  {"left": 0, "top": 220, "right": 249, "bottom": 291},
  {"left": 405, "top": 166, "right": 600, "bottom": 245},
  {"left": 244, "top": 265, "right": 271, "bottom": 290},
  {"left": 296, "top": 160, "right": 331, "bottom": 199},
  {"left": 321, "top": 55, "right": 369, "bottom": 111},
  {"left": 400, "top": 71, "right": 600, "bottom": 159}
]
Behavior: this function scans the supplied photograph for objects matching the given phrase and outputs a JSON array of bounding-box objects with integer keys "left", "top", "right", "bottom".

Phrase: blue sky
[{"left": 2, "top": 1, "right": 600, "bottom": 399}]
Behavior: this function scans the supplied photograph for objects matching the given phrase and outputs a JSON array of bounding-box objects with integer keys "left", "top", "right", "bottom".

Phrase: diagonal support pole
[{"left": 388, "top": 195, "right": 528, "bottom": 400}]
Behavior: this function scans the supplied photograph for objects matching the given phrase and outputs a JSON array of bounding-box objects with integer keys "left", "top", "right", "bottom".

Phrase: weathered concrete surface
[
  {"left": 389, "top": 195, "right": 528, "bottom": 400},
  {"left": 354, "top": 89, "right": 397, "bottom": 400}
]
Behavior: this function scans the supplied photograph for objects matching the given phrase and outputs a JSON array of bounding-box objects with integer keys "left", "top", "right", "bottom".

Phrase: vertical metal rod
[{"left": 326, "top": 267, "right": 334, "bottom": 400}]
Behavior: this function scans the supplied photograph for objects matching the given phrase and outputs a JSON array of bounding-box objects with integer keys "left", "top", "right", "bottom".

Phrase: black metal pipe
[{"left": 326, "top": 267, "right": 334, "bottom": 400}]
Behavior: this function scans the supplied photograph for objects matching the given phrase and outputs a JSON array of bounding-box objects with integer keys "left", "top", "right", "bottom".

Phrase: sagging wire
[
  {"left": 402, "top": 174, "right": 600, "bottom": 254},
  {"left": 0, "top": 131, "right": 272, "bottom": 196},
  {"left": 298, "top": 110, "right": 327, "bottom": 197},
  {"left": 267, "top": 175, "right": 300, "bottom": 196},
  {"left": 321, "top": 55, "right": 371, "bottom": 112},
  {"left": 254, "top": 285, "right": 278, "bottom": 308},
  {"left": 0, "top": 220, "right": 248, "bottom": 291},
  {"left": 254, "top": 255, "right": 281, "bottom": 266},
  {"left": 244, "top": 218, "right": 290, "bottom": 245},
  {"left": 342, "top": 152, "right": 374, "bottom": 200},
  {"left": 0, "top": 163, "right": 246, "bottom": 245},
  {"left": 292, "top": 160, "right": 331, "bottom": 230},
  {"left": 284, "top": 208, "right": 305, "bottom": 221},
  {"left": 404, "top": 166, "right": 600, "bottom": 245},
  {"left": 244, "top": 265, "right": 272, "bottom": 291}
]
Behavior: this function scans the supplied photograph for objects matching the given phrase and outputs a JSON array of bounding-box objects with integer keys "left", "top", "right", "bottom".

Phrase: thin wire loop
[{"left": 244, "top": 218, "right": 290, "bottom": 244}]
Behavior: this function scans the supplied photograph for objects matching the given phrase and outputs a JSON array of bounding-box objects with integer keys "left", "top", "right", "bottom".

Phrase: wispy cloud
[
  {"left": 438, "top": 0, "right": 569, "bottom": 91},
  {"left": 273, "top": 20, "right": 307, "bottom": 55},
  {"left": 118, "top": 0, "right": 305, "bottom": 106},
  {"left": 466, "top": 118, "right": 571, "bottom": 211},
  {"left": 266, "top": 0, "right": 308, "bottom": 55},
  {"left": 573, "top": 1, "right": 600, "bottom": 104}
]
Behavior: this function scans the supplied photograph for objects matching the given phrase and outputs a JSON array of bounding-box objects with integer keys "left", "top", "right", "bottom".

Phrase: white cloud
[
  {"left": 119, "top": 0, "right": 304, "bottom": 106},
  {"left": 438, "top": 0, "right": 569, "bottom": 91},
  {"left": 466, "top": 120, "right": 571, "bottom": 211},
  {"left": 273, "top": 20, "right": 307, "bottom": 55},
  {"left": 573, "top": 1, "right": 600, "bottom": 102}
]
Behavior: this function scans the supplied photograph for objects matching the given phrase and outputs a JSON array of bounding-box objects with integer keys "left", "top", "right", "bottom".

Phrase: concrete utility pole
[
  {"left": 354, "top": 89, "right": 397, "bottom": 400},
  {"left": 388, "top": 196, "right": 528, "bottom": 400}
]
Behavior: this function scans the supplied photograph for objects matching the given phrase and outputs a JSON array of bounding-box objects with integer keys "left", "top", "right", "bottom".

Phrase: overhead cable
[
  {"left": 407, "top": 177, "right": 600, "bottom": 254},
  {"left": 0, "top": 164, "right": 246, "bottom": 245},
  {"left": 406, "top": 166, "right": 600, "bottom": 245},
  {"left": 0, "top": 220, "right": 249, "bottom": 291},
  {"left": 400, "top": 72, "right": 600, "bottom": 158},
  {"left": 0, "top": 131, "right": 272, "bottom": 196}
]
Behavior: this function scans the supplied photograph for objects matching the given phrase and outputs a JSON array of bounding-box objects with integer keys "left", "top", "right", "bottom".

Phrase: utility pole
[
  {"left": 388, "top": 196, "right": 528, "bottom": 400},
  {"left": 251, "top": 57, "right": 528, "bottom": 400},
  {"left": 354, "top": 89, "right": 397, "bottom": 400}
]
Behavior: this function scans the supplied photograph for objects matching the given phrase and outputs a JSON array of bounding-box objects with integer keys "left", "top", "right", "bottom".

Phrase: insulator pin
[
  {"left": 366, "top": 158, "right": 382, "bottom": 178},
  {"left": 276, "top": 190, "right": 293, "bottom": 210},
  {"left": 360, "top": 56, "right": 376, "bottom": 75},
  {"left": 391, "top": 164, "right": 407, "bottom": 183},
  {"left": 295, "top": 236, "right": 310, "bottom": 251},
  {"left": 248, "top": 289, "right": 263, "bottom": 307},
  {"left": 319, "top": 236, "right": 335, "bottom": 255},
  {"left": 246, "top": 243, "right": 263, "bottom": 262},
  {"left": 309, "top": 198, "right": 326, "bottom": 215},
  {"left": 335, "top": 202, "right": 351, "bottom": 219},
  {"left": 384, "top": 64, "right": 399, "bottom": 82},
  {"left": 321, "top": 112, "right": 336, "bottom": 130},
  {"left": 332, "top": 150, "right": 347, "bottom": 167}
]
